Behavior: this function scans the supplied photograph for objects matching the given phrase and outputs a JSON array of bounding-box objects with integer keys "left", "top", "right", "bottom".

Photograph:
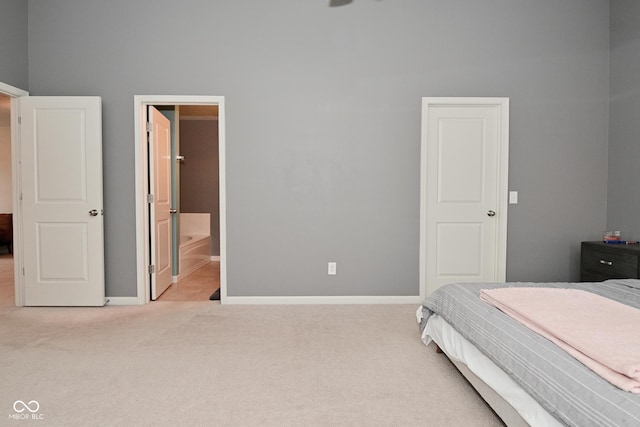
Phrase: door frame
[
  {"left": 1, "top": 81, "right": 29, "bottom": 307},
  {"left": 419, "top": 97, "right": 509, "bottom": 300},
  {"left": 134, "top": 95, "right": 227, "bottom": 304}
]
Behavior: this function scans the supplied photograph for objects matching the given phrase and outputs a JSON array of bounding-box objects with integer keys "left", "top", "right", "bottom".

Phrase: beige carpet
[{"left": 0, "top": 257, "right": 503, "bottom": 426}]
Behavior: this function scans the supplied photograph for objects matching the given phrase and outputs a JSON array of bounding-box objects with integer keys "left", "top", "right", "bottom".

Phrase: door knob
[
  {"left": 170, "top": 209, "right": 177, "bottom": 214},
  {"left": 487, "top": 210, "right": 496, "bottom": 217},
  {"left": 89, "top": 209, "right": 99, "bottom": 217}
]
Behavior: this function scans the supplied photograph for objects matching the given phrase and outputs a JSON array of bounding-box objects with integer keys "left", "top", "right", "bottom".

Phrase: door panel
[
  {"left": 436, "top": 222, "right": 483, "bottom": 276},
  {"left": 422, "top": 98, "right": 509, "bottom": 296},
  {"left": 20, "top": 96, "right": 105, "bottom": 306},
  {"left": 438, "top": 118, "right": 485, "bottom": 203},
  {"left": 37, "top": 222, "right": 89, "bottom": 280},
  {"left": 149, "top": 106, "right": 173, "bottom": 299}
]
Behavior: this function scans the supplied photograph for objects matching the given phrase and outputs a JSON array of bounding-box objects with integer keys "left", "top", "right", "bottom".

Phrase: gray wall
[
  {"left": 608, "top": 0, "right": 640, "bottom": 240},
  {"left": 24, "top": 0, "right": 611, "bottom": 297},
  {"left": 0, "top": 0, "right": 29, "bottom": 90},
  {"left": 180, "top": 119, "right": 220, "bottom": 257}
]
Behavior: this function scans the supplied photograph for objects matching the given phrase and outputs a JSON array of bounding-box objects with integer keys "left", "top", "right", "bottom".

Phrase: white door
[
  {"left": 149, "top": 106, "right": 173, "bottom": 299},
  {"left": 20, "top": 96, "right": 105, "bottom": 306},
  {"left": 420, "top": 98, "right": 509, "bottom": 297}
]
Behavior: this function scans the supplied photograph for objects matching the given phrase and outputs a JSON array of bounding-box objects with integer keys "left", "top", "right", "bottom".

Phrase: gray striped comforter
[{"left": 420, "top": 279, "right": 640, "bottom": 426}]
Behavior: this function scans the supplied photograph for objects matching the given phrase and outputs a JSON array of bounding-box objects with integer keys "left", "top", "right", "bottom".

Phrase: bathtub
[{"left": 177, "top": 213, "right": 211, "bottom": 281}]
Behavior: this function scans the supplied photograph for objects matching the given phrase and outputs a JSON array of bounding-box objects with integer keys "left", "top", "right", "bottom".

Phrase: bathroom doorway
[
  {"left": 0, "top": 81, "right": 28, "bottom": 308},
  {"left": 156, "top": 105, "right": 221, "bottom": 301},
  {"left": 134, "top": 96, "right": 227, "bottom": 305},
  {"left": 0, "top": 93, "right": 15, "bottom": 307}
]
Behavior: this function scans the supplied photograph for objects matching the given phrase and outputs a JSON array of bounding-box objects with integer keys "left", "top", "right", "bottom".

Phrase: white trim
[
  {"left": 211, "top": 255, "right": 220, "bottom": 261},
  {"left": 0, "top": 81, "right": 28, "bottom": 97},
  {"left": 419, "top": 97, "right": 509, "bottom": 300},
  {"left": 134, "top": 95, "right": 227, "bottom": 305},
  {"left": 223, "top": 295, "right": 422, "bottom": 305},
  {"left": 11, "top": 98, "right": 23, "bottom": 307},
  {"left": 105, "top": 297, "right": 140, "bottom": 306},
  {"left": 418, "top": 99, "right": 428, "bottom": 303},
  {"left": 1, "top": 81, "right": 29, "bottom": 307}
]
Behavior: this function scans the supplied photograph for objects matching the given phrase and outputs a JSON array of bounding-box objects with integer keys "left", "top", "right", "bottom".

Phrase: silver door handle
[
  {"left": 487, "top": 210, "right": 496, "bottom": 217},
  {"left": 170, "top": 209, "right": 177, "bottom": 214},
  {"left": 89, "top": 209, "right": 99, "bottom": 217}
]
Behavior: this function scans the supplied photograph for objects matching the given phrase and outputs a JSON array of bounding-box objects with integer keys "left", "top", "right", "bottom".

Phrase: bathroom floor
[
  {"left": 156, "top": 261, "right": 220, "bottom": 302},
  {"left": 0, "top": 253, "right": 15, "bottom": 307}
]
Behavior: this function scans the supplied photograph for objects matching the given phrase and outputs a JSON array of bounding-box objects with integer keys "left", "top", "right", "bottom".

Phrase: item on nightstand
[
  {"left": 603, "top": 230, "right": 622, "bottom": 242},
  {"left": 602, "top": 231, "right": 638, "bottom": 244}
]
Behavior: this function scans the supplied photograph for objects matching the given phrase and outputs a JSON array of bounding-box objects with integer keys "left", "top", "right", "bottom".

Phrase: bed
[{"left": 417, "top": 279, "right": 640, "bottom": 426}]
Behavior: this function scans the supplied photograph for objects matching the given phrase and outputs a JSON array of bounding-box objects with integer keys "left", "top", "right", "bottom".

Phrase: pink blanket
[{"left": 480, "top": 287, "right": 640, "bottom": 393}]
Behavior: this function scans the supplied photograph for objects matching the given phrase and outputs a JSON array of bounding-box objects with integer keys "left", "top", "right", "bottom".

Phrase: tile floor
[
  {"left": 0, "top": 253, "right": 15, "bottom": 307},
  {"left": 156, "top": 261, "right": 220, "bottom": 301}
]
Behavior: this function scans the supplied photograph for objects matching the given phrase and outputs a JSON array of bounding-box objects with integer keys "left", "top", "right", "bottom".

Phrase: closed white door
[
  {"left": 420, "top": 98, "right": 509, "bottom": 297},
  {"left": 149, "top": 106, "right": 173, "bottom": 299},
  {"left": 20, "top": 96, "right": 105, "bottom": 306}
]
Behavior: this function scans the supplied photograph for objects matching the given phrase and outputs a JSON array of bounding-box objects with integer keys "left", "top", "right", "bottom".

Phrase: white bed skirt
[{"left": 422, "top": 314, "right": 563, "bottom": 427}]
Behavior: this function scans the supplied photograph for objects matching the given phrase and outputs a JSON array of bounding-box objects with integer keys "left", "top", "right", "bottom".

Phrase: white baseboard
[
  {"left": 222, "top": 295, "right": 422, "bottom": 305},
  {"left": 105, "top": 297, "right": 141, "bottom": 306},
  {"left": 211, "top": 256, "right": 220, "bottom": 261},
  {"left": 105, "top": 295, "right": 421, "bottom": 306}
]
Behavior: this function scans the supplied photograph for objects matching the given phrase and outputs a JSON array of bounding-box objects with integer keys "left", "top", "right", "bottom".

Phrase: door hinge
[
  {"left": 18, "top": 116, "right": 22, "bottom": 125},
  {"left": 149, "top": 265, "right": 155, "bottom": 274},
  {"left": 146, "top": 122, "right": 152, "bottom": 132},
  {"left": 147, "top": 194, "right": 154, "bottom": 203}
]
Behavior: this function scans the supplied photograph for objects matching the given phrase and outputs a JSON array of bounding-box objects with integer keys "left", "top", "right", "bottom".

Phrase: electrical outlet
[{"left": 328, "top": 262, "right": 337, "bottom": 275}]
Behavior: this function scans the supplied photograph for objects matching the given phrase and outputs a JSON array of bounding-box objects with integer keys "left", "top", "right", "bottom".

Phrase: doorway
[
  {"left": 152, "top": 104, "right": 221, "bottom": 301},
  {"left": 134, "top": 96, "right": 227, "bottom": 305},
  {"left": 0, "top": 93, "right": 14, "bottom": 307},
  {"left": 0, "top": 81, "right": 28, "bottom": 307}
]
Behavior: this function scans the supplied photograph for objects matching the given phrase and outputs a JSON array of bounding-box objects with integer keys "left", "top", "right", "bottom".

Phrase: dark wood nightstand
[
  {"left": 580, "top": 241, "right": 640, "bottom": 282},
  {"left": 0, "top": 213, "right": 12, "bottom": 254}
]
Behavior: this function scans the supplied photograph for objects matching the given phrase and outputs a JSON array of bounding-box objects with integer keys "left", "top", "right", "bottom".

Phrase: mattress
[
  {"left": 424, "top": 314, "right": 562, "bottom": 426},
  {"left": 419, "top": 279, "right": 640, "bottom": 426}
]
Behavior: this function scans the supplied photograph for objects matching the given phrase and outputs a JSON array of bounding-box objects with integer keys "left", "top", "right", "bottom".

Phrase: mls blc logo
[
  {"left": 9, "top": 400, "right": 44, "bottom": 420},
  {"left": 13, "top": 401, "right": 39, "bottom": 413}
]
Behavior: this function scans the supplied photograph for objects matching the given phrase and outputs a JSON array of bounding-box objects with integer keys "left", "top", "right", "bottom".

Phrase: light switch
[
  {"left": 509, "top": 191, "right": 518, "bottom": 204},
  {"left": 328, "top": 262, "right": 337, "bottom": 275}
]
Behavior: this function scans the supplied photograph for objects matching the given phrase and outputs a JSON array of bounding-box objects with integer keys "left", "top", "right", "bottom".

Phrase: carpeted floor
[{"left": 0, "top": 256, "right": 503, "bottom": 426}]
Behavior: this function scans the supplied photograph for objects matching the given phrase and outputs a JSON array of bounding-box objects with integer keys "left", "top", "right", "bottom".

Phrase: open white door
[
  {"left": 20, "top": 96, "right": 105, "bottom": 306},
  {"left": 149, "top": 106, "right": 173, "bottom": 299},
  {"left": 420, "top": 98, "right": 509, "bottom": 297}
]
